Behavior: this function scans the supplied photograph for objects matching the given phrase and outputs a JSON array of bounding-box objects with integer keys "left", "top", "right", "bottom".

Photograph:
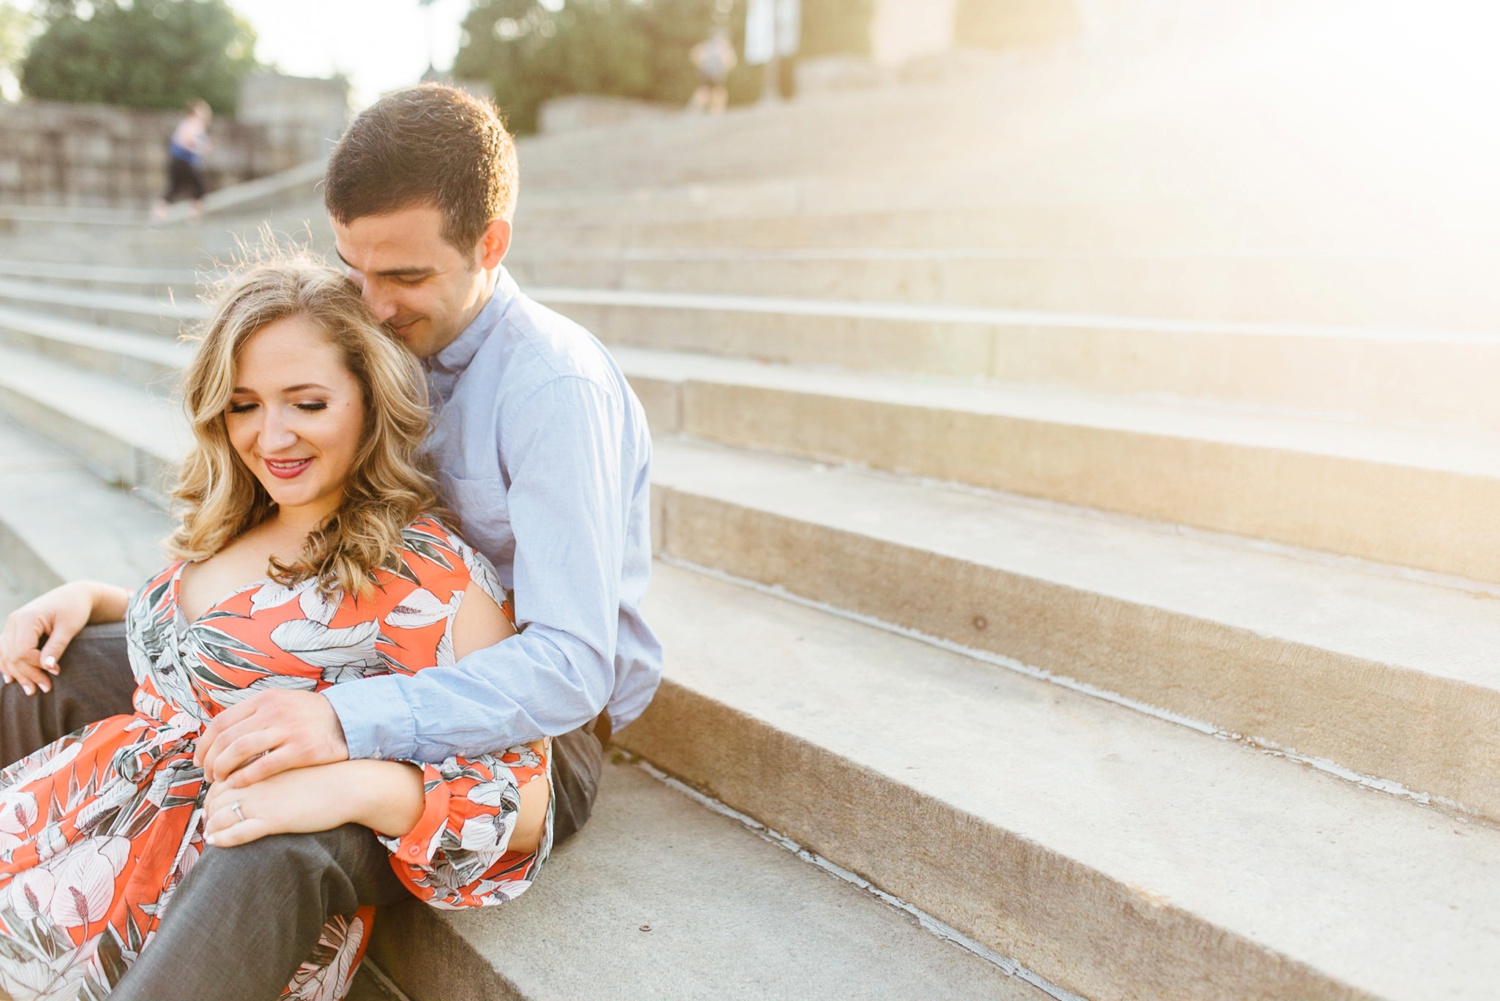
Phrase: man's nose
[{"left": 361, "top": 281, "right": 399, "bottom": 322}]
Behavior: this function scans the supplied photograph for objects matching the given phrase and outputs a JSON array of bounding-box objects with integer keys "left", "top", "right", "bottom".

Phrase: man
[{"left": 0, "top": 84, "right": 661, "bottom": 998}]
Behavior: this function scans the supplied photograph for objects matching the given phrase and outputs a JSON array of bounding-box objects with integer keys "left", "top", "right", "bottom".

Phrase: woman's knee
[{"left": 189, "top": 824, "right": 399, "bottom": 905}]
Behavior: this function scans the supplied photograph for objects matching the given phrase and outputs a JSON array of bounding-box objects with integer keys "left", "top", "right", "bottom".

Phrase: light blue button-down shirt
[{"left": 323, "top": 267, "right": 662, "bottom": 761}]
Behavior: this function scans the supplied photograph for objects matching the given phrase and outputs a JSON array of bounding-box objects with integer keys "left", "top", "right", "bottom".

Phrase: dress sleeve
[
  {"left": 371, "top": 519, "right": 551, "bottom": 908},
  {"left": 375, "top": 743, "right": 551, "bottom": 909}
]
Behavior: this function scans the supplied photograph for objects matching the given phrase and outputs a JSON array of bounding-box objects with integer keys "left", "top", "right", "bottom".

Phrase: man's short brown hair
[{"left": 324, "top": 84, "right": 518, "bottom": 255}]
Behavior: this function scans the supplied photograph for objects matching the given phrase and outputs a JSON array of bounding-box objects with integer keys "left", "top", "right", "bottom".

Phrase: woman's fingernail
[
  {"left": 22, "top": 685, "right": 34, "bottom": 695},
  {"left": 42, "top": 655, "right": 56, "bottom": 669},
  {"left": 38, "top": 682, "right": 50, "bottom": 693},
  {"left": 205, "top": 834, "right": 216, "bottom": 846}
]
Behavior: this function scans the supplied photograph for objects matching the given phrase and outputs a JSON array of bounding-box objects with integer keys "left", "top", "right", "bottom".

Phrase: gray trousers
[{"left": 0, "top": 624, "right": 604, "bottom": 1000}]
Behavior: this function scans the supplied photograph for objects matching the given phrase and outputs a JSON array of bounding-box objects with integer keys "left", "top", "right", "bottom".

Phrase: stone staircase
[{"left": 4, "top": 74, "right": 1500, "bottom": 1001}]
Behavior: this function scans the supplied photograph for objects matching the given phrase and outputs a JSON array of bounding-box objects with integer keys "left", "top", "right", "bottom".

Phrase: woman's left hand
[{"left": 203, "top": 762, "right": 361, "bottom": 847}]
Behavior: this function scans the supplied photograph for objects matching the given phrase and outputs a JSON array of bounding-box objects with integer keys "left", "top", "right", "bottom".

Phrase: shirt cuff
[
  {"left": 376, "top": 762, "right": 451, "bottom": 869},
  {"left": 323, "top": 674, "right": 418, "bottom": 760}
]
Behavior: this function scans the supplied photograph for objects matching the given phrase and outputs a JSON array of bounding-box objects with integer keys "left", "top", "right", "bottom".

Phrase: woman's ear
[{"left": 479, "top": 218, "right": 512, "bottom": 270}]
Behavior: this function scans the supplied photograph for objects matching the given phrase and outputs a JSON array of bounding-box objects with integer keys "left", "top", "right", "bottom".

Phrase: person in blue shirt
[
  {"left": 0, "top": 83, "right": 662, "bottom": 999},
  {"left": 151, "top": 98, "right": 214, "bottom": 223}
]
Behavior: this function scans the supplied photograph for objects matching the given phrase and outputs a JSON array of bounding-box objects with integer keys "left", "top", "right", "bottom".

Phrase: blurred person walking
[
  {"left": 688, "top": 28, "right": 737, "bottom": 113},
  {"left": 151, "top": 99, "right": 213, "bottom": 223}
]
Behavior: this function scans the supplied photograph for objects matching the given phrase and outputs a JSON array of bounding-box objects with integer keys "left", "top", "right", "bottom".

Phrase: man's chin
[{"left": 387, "top": 321, "right": 422, "bottom": 346}]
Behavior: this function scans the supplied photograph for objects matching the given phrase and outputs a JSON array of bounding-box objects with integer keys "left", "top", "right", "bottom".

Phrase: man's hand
[
  {"left": 196, "top": 689, "right": 350, "bottom": 786},
  {"left": 0, "top": 582, "right": 96, "bottom": 695}
]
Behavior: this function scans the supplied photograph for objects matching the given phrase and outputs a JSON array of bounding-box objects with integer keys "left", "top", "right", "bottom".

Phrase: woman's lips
[{"left": 265, "top": 458, "right": 312, "bottom": 479}]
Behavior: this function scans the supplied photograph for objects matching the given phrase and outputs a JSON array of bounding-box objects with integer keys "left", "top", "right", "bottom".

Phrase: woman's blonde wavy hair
[{"left": 167, "top": 255, "right": 448, "bottom": 599}]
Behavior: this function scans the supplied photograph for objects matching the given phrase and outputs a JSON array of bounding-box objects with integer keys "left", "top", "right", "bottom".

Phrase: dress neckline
[{"left": 170, "top": 559, "right": 288, "bottom": 629}]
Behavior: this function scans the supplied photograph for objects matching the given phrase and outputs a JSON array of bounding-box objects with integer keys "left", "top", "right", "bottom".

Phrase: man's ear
[{"left": 479, "top": 218, "right": 512, "bottom": 270}]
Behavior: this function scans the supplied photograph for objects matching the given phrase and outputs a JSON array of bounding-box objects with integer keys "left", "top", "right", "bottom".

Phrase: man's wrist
[{"left": 322, "top": 675, "right": 415, "bottom": 760}]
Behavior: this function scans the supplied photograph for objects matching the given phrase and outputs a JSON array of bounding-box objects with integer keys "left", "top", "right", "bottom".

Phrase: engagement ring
[{"left": 231, "top": 801, "right": 246, "bottom": 823}]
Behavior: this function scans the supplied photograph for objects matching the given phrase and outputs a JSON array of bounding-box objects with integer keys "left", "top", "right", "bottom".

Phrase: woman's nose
[{"left": 259, "top": 409, "right": 298, "bottom": 451}]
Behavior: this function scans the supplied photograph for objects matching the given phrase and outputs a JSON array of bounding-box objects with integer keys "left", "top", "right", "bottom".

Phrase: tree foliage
[
  {"left": 21, "top": 0, "right": 258, "bottom": 113},
  {"left": 456, "top": 0, "right": 876, "bottom": 134},
  {"left": 0, "top": 2, "right": 32, "bottom": 70}
]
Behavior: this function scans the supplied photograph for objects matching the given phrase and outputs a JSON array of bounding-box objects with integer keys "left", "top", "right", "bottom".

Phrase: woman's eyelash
[{"left": 227, "top": 401, "right": 328, "bottom": 414}]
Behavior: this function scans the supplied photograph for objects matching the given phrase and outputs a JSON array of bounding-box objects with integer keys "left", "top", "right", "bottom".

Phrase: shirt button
[{"left": 407, "top": 846, "right": 420, "bottom": 857}]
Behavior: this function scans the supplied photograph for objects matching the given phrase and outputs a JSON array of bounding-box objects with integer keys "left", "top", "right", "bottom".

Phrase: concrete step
[
  {"left": 8, "top": 262, "right": 1500, "bottom": 432},
  {"left": 510, "top": 246, "right": 1500, "bottom": 331},
  {"left": 0, "top": 419, "right": 172, "bottom": 596},
  {"left": 623, "top": 347, "right": 1500, "bottom": 584},
  {"left": 0, "top": 277, "right": 205, "bottom": 337},
  {"left": 372, "top": 760, "right": 1048, "bottom": 1001},
  {"left": 0, "top": 344, "right": 184, "bottom": 493},
  {"left": 0, "top": 424, "right": 1056, "bottom": 1001},
  {"left": 621, "top": 560, "right": 1500, "bottom": 1001},
  {"left": 0, "top": 305, "right": 190, "bottom": 387},
  {"left": 0, "top": 259, "right": 200, "bottom": 300},
  {"left": 537, "top": 287, "right": 1500, "bottom": 430},
  {"left": 650, "top": 436, "right": 1500, "bottom": 823}
]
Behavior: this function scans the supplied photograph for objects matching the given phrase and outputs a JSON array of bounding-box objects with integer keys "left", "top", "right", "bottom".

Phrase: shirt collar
[{"left": 427, "top": 266, "right": 520, "bottom": 378}]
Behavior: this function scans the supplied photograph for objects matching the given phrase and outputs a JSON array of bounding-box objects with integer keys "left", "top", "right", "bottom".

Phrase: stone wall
[{"left": 0, "top": 71, "right": 349, "bottom": 209}]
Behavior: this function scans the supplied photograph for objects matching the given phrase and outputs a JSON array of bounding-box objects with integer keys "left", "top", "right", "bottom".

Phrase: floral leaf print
[
  {"left": 0, "top": 790, "right": 38, "bottom": 851},
  {"left": 465, "top": 775, "right": 520, "bottom": 811},
  {"left": 132, "top": 690, "right": 167, "bottom": 721},
  {"left": 185, "top": 624, "right": 264, "bottom": 658},
  {"left": 384, "top": 588, "right": 453, "bottom": 630},
  {"left": 384, "top": 556, "right": 422, "bottom": 588},
  {"left": 269, "top": 619, "right": 379, "bottom": 670},
  {"left": 145, "top": 647, "right": 201, "bottom": 719},
  {"left": 400, "top": 537, "right": 456, "bottom": 574},
  {"left": 211, "top": 673, "right": 319, "bottom": 707},
  {"left": 284, "top": 913, "right": 366, "bottom": 1001},
  {"left": 248, "top": 579, "right": 306, "bottom": 614},
  {"left": 10, "top": 742, "right": 82, "bottom": 787},
  {"left": 319, "top": 661, "right": 387, "bottom": 685},
  {"left": 299, "top": 586, "right": 343, "bottom": 626},
  {"left": 7, "top": 868, "right": 54, "bottom": 921},
  {"left": 0, "top": 952, "right": 87, "bottom": 1001},
  {"left": 46, "top": 835, "right": 131, "bottom": 929},
  {"left": 458, "top": 812, "right": 516, "bottom": 854},
  {"left": 454, "top": 537, "right": 506, "bottom": 605}
]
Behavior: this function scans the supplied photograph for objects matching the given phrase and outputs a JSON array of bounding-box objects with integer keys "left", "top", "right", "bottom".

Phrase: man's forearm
[{"left": 324, "top": 625, "right": 611, "bottom": 761}]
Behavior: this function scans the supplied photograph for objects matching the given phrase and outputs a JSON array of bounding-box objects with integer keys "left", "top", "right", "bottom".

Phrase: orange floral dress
[{"left": 0, "top": 517, "right": 550, "bottom": 1001}]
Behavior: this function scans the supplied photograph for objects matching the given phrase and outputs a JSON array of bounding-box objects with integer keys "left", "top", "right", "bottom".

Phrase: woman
[{"left": 0, "top": 259, "right": 551, "bottom": 999}]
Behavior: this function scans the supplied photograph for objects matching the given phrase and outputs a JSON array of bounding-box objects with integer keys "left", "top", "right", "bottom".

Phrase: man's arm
[
  {"left": 331, "top": 374, "right": 626, "bottom": 759},
  {"left": 201, "top": 373, "right": 629, "bottom": 784}
]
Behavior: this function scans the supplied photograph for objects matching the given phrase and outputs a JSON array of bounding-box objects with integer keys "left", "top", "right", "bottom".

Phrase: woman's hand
[
  {"left": 0, "top": 581, "right": 126, "bottom": 695},
  {"left": 203, "top": 759, "right": 425, "bottom": 848}
]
